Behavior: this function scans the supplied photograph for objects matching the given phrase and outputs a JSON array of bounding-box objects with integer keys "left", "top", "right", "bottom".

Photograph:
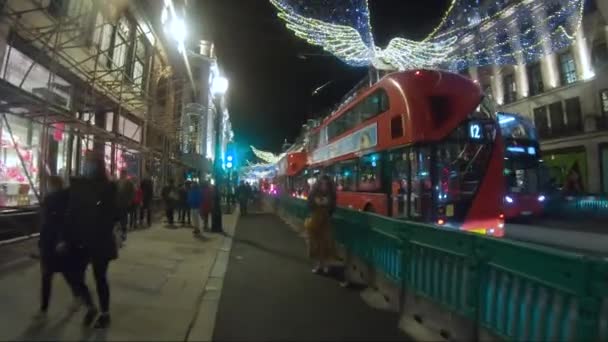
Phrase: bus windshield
[{"left": 504, "top": 158, "right": 541, "bottom": 193}]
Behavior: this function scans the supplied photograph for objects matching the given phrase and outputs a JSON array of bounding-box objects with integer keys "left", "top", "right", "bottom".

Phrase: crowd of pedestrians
[
  {"left": 161, "top": 180, "right": 215, "bottom": 235},
  {"left": 36, "top": 153, "right": 154, "bottom": 329}
]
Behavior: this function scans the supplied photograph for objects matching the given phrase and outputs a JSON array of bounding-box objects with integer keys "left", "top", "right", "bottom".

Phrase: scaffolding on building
[{"left": 0, "top": 0, "right": 188, "bottom": 203}]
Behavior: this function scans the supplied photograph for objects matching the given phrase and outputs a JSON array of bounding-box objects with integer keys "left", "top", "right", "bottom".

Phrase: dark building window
[
  {"left": 47, "top": 0, "right": 67, "bottom": 17},
  {"left": 534, "top": 106, "right": 550, "bottom": 138},
  {"left": 601, "top": 90, "right": 608, "bottom": 115},
  {"left": 503, "top": 73, "right": 517, "bottom": 104},
  {"left": 549, "top": 101, "right": 565, "bottom": 136},
  {"left": 527, "top": 62, "right": 544, "bottom": 96},
  {"left": 564, "top": 97, "right": 583, "bottom": 133},
  {"left": 592, "top": 41, "right": 608, "bottom": 70},
  {"left": 559, "top": 51, "right": 577, "bottom": 86}
]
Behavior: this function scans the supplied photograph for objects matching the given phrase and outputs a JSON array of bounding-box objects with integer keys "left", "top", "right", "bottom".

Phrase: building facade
[
  {"left": 179, "top": 40, "right": 233, "bottom": 182},
  {"left": 0, "top": 0, "right": 187, "bottom": 210},
  {"left": 461, "top": 0, "right": 608, "bottom": 193}
]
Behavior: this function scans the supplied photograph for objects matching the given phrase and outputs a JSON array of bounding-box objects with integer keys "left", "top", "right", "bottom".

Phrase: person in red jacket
[
  {"left": 199, "top": 181, "right": 214, "bottom": 233},
  {"left": 130, "top": 180, "right": 143, "bottom": 229}
]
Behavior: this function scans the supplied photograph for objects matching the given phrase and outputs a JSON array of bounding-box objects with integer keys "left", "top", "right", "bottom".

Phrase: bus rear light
[
  {"left": 499, "top": 213, "right": 505, "bottom": 219},
  {"left": 498, "top": 223, "right": 504, "bottom": 229},
  {"left": 437, "top": 219, "right": 445, "bottom": 225},
  {"left": 415, "top": 70, "right": 421, "bottom": 76}
]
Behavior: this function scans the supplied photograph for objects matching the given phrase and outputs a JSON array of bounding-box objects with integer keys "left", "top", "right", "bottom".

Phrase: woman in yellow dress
[{"left": 306, "top": 175, "right": 336, "bottom": 274}]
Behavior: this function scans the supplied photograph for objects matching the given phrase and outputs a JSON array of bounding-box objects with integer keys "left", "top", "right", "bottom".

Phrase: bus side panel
[
  {"left": 462, "top": 138, "right": 505, "bottom": 236},
  {"left": 336, "top": 191, "right": 388, "bottom": 215}
]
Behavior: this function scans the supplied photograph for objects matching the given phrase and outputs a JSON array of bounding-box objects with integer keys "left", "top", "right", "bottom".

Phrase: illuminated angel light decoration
[
  {"left": 270, "top": 0, "right": 585, "bottom": 71},
  {"left": 270, "top": 0, "right": 457, "bottom": 70},
  {"left": 250, "top": 145, "right": 283, "bottom": 164}
]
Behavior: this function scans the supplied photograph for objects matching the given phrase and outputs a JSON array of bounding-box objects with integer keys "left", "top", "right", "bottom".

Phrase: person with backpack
[
  {"left": 161, "top": 179, "right": 178, "bottom": 227},
  {"left": 116, "top": 170, "right": 135, "bottom": 241},
  {"left": 64, "top": 153, "right": 118, "bottom": 329}
]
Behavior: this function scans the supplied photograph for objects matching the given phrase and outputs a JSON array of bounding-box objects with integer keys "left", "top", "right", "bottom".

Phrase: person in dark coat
[
  {"left": 140, "top": 177, "right": 154, "bottom": 227},
  {"left": 37, "top": 176, "right": 90, "bottom": 318},
  {"left": 65, "top": 153, "right": 118, "bottom": 329},
  {"left": 161, "top": 179, "right": 178, "bottom": 226},
  {"left": 178, "top": 182, "right": 191, "bottom": 226}
]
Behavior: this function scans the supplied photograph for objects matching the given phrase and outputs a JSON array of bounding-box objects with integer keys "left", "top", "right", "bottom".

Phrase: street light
[{"left": 210, "top": 75, "right": 228, "bottom": 233}]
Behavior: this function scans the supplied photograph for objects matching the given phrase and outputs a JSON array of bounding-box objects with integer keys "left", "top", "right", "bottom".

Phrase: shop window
[
  {"left": 335, "top": 161, "right": 357, "bottom": 192},
  {"left": 564, "top": 97, "right": 582, "bottom": 133},
  {"left": 592, "top": 41, "right": 608, "bottom": 70},
  {"left": 358, "top": 154, "right": 382, "bottom": 192},
  {"left": 549, "top": 101, "right": 565, "bottom": 136},
  {"left": 0, "top": 114, "right": 41, "bottom": 208},
  {"left": 533, "top": 106, "right": 550, "bottom": 138},
  {"left": 502, "top": 73, "right": 516, "bottom": 104},
  {"left": 559, "top": 51, "right": 577, "bottom": 86},
  {"left": 527, "top": 62, "right": 544, "bottom": 96}
]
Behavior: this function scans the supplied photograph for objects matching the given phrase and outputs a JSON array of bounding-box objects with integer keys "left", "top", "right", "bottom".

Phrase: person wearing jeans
[{"left": 187, "top": 182, "right": 202, "bottom": 234}]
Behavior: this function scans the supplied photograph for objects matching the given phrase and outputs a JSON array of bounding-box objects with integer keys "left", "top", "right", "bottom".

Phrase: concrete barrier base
[
  {"left": 372, "top": 272, "right": 401, "bottom": 313},
  {"left": 399, "top": 291, "right": 475, "bottom": 342}
]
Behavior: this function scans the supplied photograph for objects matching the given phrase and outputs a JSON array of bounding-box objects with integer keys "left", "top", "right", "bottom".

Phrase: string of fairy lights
[{"left": 269, "top": 0, "right": 586, "bottom": 71}]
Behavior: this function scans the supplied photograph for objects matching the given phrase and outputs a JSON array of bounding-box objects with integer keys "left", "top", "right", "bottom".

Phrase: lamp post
[{"left": 211, "top": 76, "right": 228, "bottom": 233}]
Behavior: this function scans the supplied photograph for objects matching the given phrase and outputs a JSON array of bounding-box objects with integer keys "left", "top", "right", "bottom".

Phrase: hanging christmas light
[
  {"left": 250, "top": 145, "right": 283, "bottom": 164},
  {"left": 270, "top": 0, "right": 585, "bottom": 71}
]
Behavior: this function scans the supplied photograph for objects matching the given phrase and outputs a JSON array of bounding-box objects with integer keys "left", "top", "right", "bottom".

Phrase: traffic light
[{"left": 226, "top": 161, "right": 233, "bottom": 169}]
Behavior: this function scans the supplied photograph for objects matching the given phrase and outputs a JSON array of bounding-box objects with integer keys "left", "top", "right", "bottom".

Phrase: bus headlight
[
  {"left": 505, "top": 195, "right": 514, "bottom": 204},
  {"left": 537, "top": 195, "right": 546, "bottom": 202}
]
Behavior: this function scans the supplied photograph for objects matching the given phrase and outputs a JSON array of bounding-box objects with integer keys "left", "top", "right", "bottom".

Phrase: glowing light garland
[
  {"left": 250, "top": 145, "right": 283, "bottom": 164},
  {"left": 270, "top": 0, "right": 585, "bottom": 71}
]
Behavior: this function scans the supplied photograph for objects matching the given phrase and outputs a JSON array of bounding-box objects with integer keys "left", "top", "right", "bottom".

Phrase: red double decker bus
[
  {"left": 498, "top": 112, "right": 547, "bottom": 219},
  {"left": 302, "top": 70, "right": 505, "bottom": 236},
  {"left": 276, "top": 151, "right": 308, "bottom": 197}
]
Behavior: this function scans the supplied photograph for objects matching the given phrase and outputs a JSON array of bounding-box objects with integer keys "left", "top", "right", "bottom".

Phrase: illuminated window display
[{"left": 0, "top": 114, "right": 41, "bottom": 208}]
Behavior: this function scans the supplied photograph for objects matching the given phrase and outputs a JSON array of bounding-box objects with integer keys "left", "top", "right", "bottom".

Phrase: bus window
[
  {"left": 335, "top": 161, "right": 357, "bottom": 191},
  {"left": 358, "top": 154, "right": 382, "bottom": 192},
  {"left": 411, "top": 147, "right": 433, "bottom": 221},
  {"left": 391, "top": 149, "right": 410, "bottom": 218}
]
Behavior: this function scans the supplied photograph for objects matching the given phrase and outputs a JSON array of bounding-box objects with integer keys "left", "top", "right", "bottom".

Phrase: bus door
[
  {"left": 411, "top": 147, "right": 433, "bottom": 221},
  {"left": 390, "top": 149, "right": 409, "bottom": 218}
]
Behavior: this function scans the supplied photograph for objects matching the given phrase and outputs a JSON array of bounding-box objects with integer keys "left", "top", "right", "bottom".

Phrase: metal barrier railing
[{"left": 270, "top": 195, "right": 607, "bottom": 341}]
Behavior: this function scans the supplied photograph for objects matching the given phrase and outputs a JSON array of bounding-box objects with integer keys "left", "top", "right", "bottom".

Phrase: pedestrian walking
[
  {"left": 200, "top": 181, "right": 213, "bottom": 231},
  {"left": 161, "top": 179, "right": 178, "bottom": 226},
  {"left": 236, "top": 181, "right": 251, "bottom": 215},
  {"left": 178, "top": 182, "right": 191, "bottom": 226},
  {"left": 140, "top": 177, "right": 154, "bottom": 227},
  {"left": 188, "top": 181, "right": 202, "bottom": 234},
  {"left": 130, "top": 179, "right": 143, "bottom": 229},
  {"left": 305, "top": 175, "right": 336, "bottom": 274},
  {"left": 36, "top": 176, "right": 89, "bottom": 318},
  {"left": 116, "top": 170, "right": 135, "bottom": 241},
  {"left": 65, "top": 153, "right": 118, "bottom": 329}
]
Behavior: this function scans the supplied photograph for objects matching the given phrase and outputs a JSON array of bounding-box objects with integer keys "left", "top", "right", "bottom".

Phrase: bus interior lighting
[
  {"left": 499, "top": 213, "right": 505, "bottom": 219},
  {"left": 498, "top": 116, "right": 516, "bottom": 125},
  {"left": 506, "top": 146, "right": 526, "bottom": 153}
]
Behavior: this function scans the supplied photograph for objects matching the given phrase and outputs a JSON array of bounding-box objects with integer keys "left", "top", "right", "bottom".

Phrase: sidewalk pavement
[{"left": 0, "top": 211, "right": 239, "bottom": 342}]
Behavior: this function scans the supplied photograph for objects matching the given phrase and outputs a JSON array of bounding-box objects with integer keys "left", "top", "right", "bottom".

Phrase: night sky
[{"left": 194, "top": 0, "right": 450, "bottom": 154}]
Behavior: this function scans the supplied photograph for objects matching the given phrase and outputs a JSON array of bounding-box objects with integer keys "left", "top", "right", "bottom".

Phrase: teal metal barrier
[
  {"left": 273, "top": 196, "right": 606, "bottom": 341},
  {"left": 545, "top": 195, "right": 608, "bottom": 220}
]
